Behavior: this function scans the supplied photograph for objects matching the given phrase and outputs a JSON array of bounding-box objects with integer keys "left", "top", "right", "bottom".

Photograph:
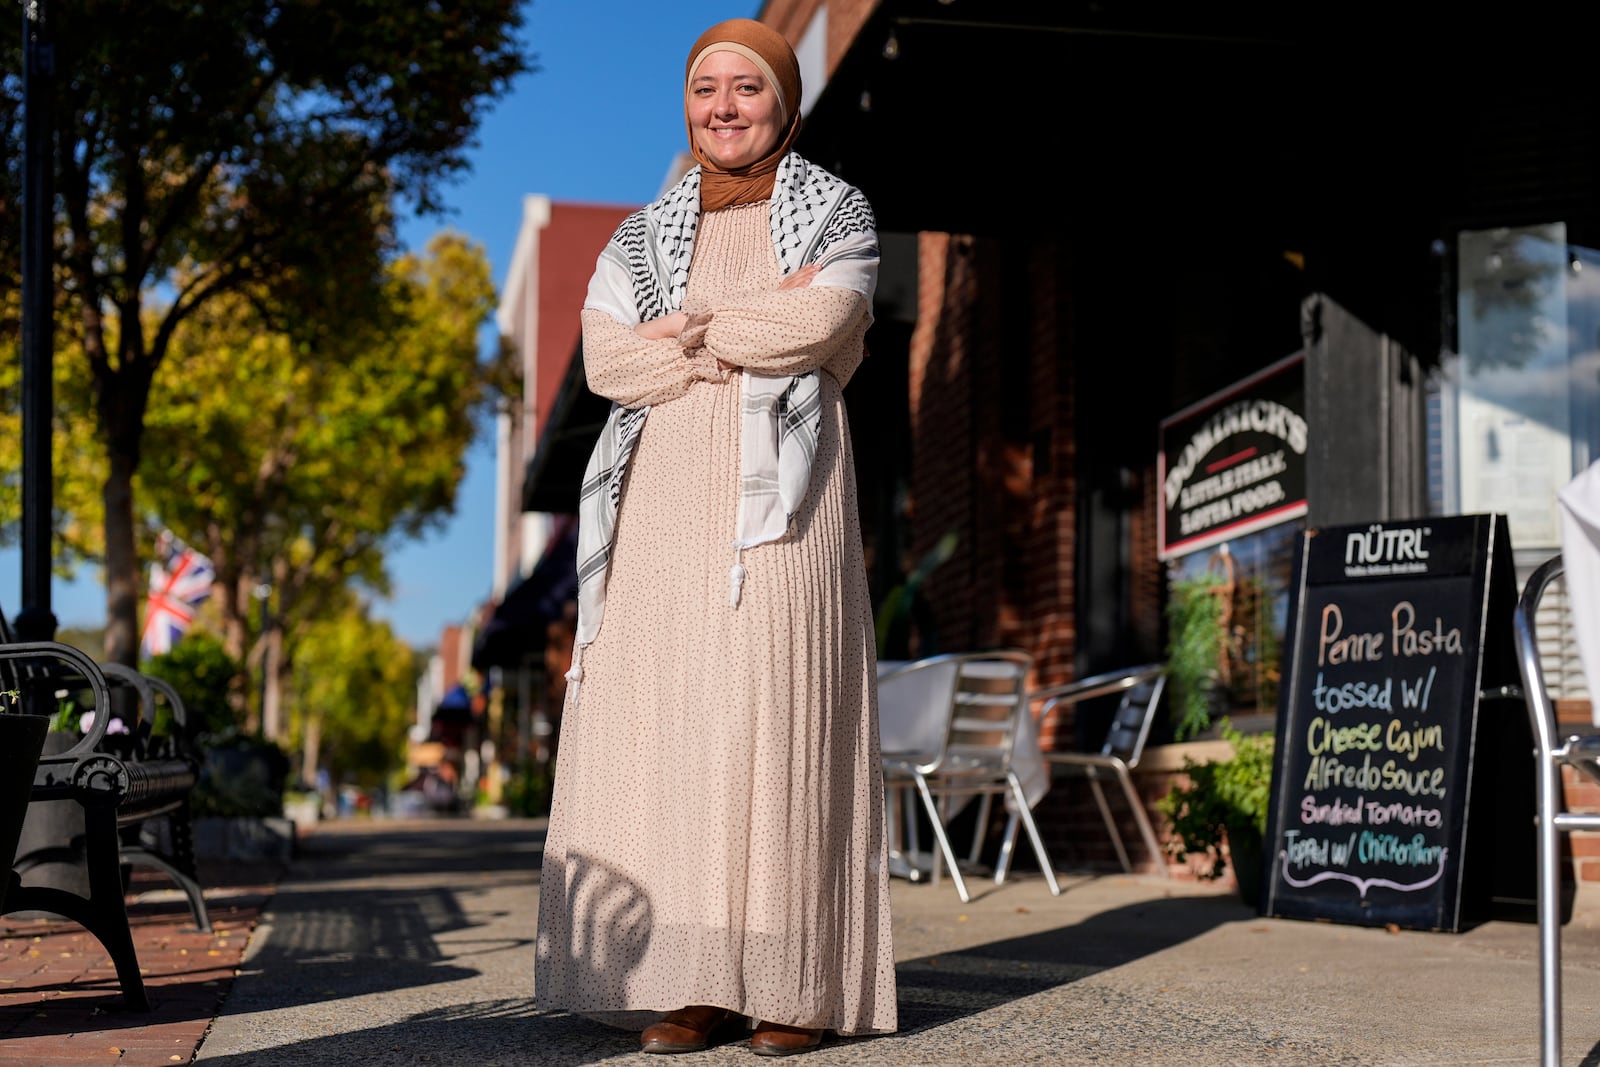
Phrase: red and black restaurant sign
[{"left": 1158, "top": 352, "right": 1308, "bottom": 561}]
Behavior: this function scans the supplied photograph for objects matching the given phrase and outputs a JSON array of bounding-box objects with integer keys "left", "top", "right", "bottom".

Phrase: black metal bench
[{"left": 1, "top": 637, "right": 210, "bottom": 1011}]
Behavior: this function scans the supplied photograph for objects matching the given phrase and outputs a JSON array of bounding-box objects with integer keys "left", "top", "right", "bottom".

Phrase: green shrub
[
  {"left": 502, "top": 760, "right": 553, "bottom": 817},
  {"left": 1157, "top": 718, "right": 1275, "bottom": 880},
  {"left": 144, "top": 632, "right": 245, "bottom": 738}
]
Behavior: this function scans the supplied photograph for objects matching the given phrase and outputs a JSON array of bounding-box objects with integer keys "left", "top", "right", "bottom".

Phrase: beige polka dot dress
[{"left": 534, "top": 201, "right": 898, "bottom": 1036}]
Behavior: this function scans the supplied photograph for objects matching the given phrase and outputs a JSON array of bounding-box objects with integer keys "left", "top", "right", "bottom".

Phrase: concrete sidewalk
[{"left": 9, "top": 818, "right": 1600, "bottom": 1065}]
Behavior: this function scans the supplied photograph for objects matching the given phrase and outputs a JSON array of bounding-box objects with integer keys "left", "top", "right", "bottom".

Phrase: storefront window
[
  {"left": 1157, "top": 353, "right": 1306, "bottom": 737},
  {"left": 1164, "top": 522, "right": 1299, "bottom": 737},
  {"left": 1443, "top": 224, "right": 1600, "bottom": 560},
  {"left": 1438, "top": 225, "right": 1597, "bottom": 702}
]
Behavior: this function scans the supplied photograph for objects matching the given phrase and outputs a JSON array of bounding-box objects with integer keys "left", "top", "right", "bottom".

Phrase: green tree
[
  {"left": 289, "top": 605, "right": 416, "bottom": 791},
  {"left": 138, "top": 232, "right": 497, "bottom": 738},
  {"left": 0, "top": 301, "right": 110, "bottom": 574},
  {"left": 0, "top": 0, "right": 528, "bottom": 665}
]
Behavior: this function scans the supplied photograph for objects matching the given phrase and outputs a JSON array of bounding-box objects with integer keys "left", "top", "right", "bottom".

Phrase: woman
[{"left": 533, "top": 16, "right": 898, "bottom": 1059}]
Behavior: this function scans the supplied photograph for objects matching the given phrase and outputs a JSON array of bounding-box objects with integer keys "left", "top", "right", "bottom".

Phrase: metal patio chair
[
  {"left": 997, "top": 663, "right": 1170, "bottom": 879},
  {"left": 879, "top": 650, "right": 1062, "bottom": 903}
]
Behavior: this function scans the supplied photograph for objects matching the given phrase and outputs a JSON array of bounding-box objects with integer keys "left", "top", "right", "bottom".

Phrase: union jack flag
[{"left": 140, "top": 530, "right": 216, "bottom": 659}]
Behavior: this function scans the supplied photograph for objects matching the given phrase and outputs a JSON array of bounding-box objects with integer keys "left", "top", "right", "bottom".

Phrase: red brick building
[{"left": 517, "top": 2, "right": 1599, "bottom": 892}]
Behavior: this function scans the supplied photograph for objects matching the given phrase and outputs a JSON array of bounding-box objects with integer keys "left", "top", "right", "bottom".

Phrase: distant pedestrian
[{"left": 533, "top": 16, "right": 897, "bottom": 1058}]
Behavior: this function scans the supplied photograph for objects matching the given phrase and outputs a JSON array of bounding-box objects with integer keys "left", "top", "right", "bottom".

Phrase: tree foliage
[
  {"left": 0, "top": 295, "right": 110, "bottom": 569},
  {"left": 134, "top": 230, "right": 495, "bottom": 747},
  {"left": 290, "top": 606, "right": 416, "bottom": 788},
  {"left": 140, "top": 230, "right": 496, "bottom": 656},
  {"left": 0, "top": 0, "right": 529, "bottom": 664}
]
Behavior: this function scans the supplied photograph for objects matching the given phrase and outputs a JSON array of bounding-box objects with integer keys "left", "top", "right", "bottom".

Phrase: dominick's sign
[{"left": 1158, "top": 352, "right": 1308, "bottom": 560}]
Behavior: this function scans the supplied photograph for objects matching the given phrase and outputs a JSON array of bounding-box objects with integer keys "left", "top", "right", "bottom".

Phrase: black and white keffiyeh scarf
[{"left": 566, "top": 152, "right": 878, "bottom": 696}]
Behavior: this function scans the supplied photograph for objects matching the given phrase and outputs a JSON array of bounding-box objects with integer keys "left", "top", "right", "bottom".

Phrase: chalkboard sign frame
[{"left": 1261, "top": 513, "right": 1531, "bottom": 932}]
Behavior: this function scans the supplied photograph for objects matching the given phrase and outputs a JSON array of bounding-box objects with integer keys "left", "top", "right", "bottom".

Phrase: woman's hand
[
  {"left": 777, "top": 263, "right": 820, "bottom": 291},
  {"left": 634, "top": 310, "right": 689, "bottom": 340}
]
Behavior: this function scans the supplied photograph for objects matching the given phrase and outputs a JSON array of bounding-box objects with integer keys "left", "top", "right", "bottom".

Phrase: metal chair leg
[
  {"left": 1088, "top": 777, "right": 1133, "bottom": 873},
  {"left": 1008, "top": 773, "right": 1061, "bottom": 896},
  {"left": 912, "top": 774, "right": 971, "bottom": 903},
  {"left": 995, "top": 812, "right": 1019, "bottom": 885},
  {"left": 904, "top": 785, "right": 922, "bottom": 867},
  {"left": 1114, "top": 769, "right": 1171, "bottom": 878},
  {"left": 968, "top": 793, "right": 993, "bottom": 867}
]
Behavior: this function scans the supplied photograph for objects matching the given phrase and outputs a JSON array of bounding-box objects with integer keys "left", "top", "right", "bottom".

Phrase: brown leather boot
[
  {"left": 749, "top": 1020, "right": 824, "bottom": 1056},
  {"left": 640, "top": 1005, "right": 732, "bottom": 1054}
]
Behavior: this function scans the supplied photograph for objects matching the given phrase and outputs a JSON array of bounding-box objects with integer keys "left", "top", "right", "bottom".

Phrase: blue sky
[{"left": 0, "top": 0, "right": 760, "bottom": 648}]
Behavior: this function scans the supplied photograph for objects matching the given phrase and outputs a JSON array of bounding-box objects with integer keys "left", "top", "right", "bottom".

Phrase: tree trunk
[
  {"left": 301, "top": 713, "right": 322, "bottom": 799},
  {"left": 263, "top": 621, "right": 286, "bottom": 742},
  {"left": 101, "top": 450, "right": 141, "bottom": 666}
]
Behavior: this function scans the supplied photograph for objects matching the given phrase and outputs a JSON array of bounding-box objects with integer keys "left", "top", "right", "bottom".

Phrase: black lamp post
[{"left": 16, "top": 0, "right": 57, "bottom": 642}]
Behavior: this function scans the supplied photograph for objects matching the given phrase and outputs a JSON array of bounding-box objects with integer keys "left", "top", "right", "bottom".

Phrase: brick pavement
[{"left": 0, "top": 859, "right": 284, "bottom": 1067}]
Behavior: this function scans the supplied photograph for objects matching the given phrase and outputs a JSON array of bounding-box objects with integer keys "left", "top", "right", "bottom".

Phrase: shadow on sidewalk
[
  {"left": 893, "top": 890, "right": 1247, "bottom": 1035},
  {"left": 188, "top": 888, "right": 1244, "bottom": 1066},
  {"left": 231, "top": 884, "right": 519, "bottom": 997}
]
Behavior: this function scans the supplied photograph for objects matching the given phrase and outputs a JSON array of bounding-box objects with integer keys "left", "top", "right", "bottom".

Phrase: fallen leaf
[
  {"left": 1384, "top": 923, "right": 1401, "bottom": 934},
  {"left": 1015, "top": 906, "right": 1031, "bottom": 914},
  {"left": 957, "top": 915, "right": 968, "bottom": 923}
]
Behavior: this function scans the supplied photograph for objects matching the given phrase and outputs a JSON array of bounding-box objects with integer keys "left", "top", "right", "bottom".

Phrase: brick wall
[
  {"left": 761, "top": 0, "right": 876, "bottom": 74},
  {"left": 906, "top": 233, "right": 1084, "bottom": 674},
  {"left": 907, "top": 233, "right": 977, "bottom": 655},
  {"left": 1565, "top": 765, "right": 1600, "bottom": 885},
  {"left": 1021, "top": 241, "right": 1076, "bottom": 690}
]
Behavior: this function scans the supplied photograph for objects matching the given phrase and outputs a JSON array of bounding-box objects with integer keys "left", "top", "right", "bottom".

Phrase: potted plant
[
  {"left": 1, "top": 688, "right": 51, "bottom": 912},
  {"left": 1157, "top": 718, "right": 1275, "bottom": 906}
]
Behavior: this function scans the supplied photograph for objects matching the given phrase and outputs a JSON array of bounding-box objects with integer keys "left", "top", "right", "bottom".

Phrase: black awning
[
  {"left": 470, "top": 519, "right": 579, "bottom": 671},
  {"left": 521, "top": 346, "right": 612, "bottom": 515},
  {"left": 793, "top": 2, "right": 1464, "bottom": 237},
  {"left": 433, "top": 683, "right": 478, "bottom": 724}
]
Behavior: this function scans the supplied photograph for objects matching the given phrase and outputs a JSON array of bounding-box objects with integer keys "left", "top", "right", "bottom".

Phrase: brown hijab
[{"left": 684, "top": 18, "right": 802, "bottom": 213}]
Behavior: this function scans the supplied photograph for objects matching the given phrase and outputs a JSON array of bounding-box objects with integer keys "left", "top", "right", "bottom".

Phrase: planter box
[
  {"left": 193, "top": 816, "right": 297, "bottom": 863},
  {"left": 11, "top": 731, "right": 91, "bottom": 905},
  {"left": 0, "top": 714, "right": 49, "bottom": 913}
]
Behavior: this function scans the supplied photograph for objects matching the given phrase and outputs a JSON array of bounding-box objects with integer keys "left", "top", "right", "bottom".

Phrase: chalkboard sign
[{"left": 1262, "top": 513, "right": 1531, "bottom": 932}]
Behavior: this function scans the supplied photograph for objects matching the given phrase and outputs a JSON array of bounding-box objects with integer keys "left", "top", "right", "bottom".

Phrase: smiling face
[{"left": 686, "top": 49, "right": 786, "bottom": 171}]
